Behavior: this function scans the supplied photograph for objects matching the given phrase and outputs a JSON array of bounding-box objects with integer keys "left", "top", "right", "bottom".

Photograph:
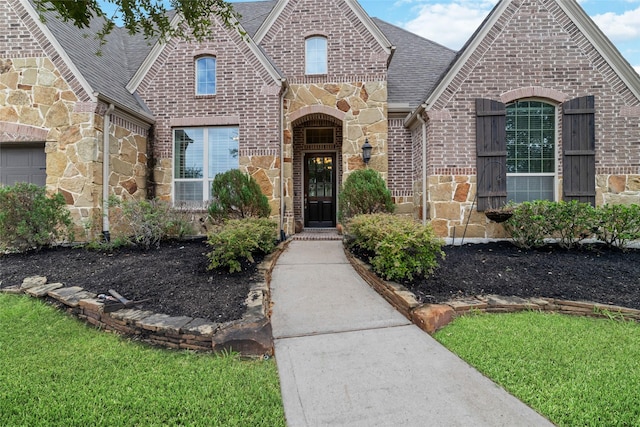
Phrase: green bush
[
  {"left": 208, "top": 169, "right": 271, "bottom": 221},
  {"left": 544, "top": 200, "right": 596, "bottom": 249},
  {"left": 0, "top": 183, "right": 73, "bottom": 252},
  {"left": 338, "top": 169, "right": 394, "bottom": 222},
  {"left": 504, "top": 201, "right": 553, "bottom": 249},
  {"left": 347, "top": 213, "right": 444, "bottom": 282},
  {"left": 206, "top": 218, "right": 278, "bottom": 273},
  {"left": 110, "top": 197, "right": 194, "bottom": 249},
  {"left": 594, "top": 204, "right": 640, "bottom": 250}
]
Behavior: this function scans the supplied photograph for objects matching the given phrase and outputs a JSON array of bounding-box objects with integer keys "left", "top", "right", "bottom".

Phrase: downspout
[
  {"left": 102, "top": 103, "right": 115, "bottom": 242},
  {"left": 417, "top": 110, "right": 427, "bottom": 225},
  {"left": 279, "top": 81, "right": 289, "bottom": 241}
]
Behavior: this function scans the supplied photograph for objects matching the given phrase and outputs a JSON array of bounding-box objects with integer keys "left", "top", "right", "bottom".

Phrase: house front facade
[{"left": 1, "top": 0, "right": 639, "bottom": 240}]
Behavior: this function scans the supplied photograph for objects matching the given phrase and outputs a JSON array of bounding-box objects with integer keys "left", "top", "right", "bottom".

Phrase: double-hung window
[
  {"left": 195, "top": 56, "right": 216, "bottom": 95},
  {"left": 173, "top": 127, "right": 239, "bottom": 203},
  {"left": 305, "top": 36, "right": 327, "bottom": 75},
  {"left": 506, "top": 100, "right": 556, "bottom": 203}
]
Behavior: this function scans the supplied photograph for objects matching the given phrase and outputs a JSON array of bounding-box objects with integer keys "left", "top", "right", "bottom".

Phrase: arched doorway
[{"left": 291, "top": 114, "right": 343, "bottom": 229}]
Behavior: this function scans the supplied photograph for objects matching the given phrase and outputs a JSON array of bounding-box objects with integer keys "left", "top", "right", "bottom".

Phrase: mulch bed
[
  {"left": 4, "top": 238, "right": 640, "bottom": 324},
  {"left": 0, "top": 238, "right": 261, "bottom": 323},
  {"left": 404, "top": 241, "right": 640, "bottom": 310}
]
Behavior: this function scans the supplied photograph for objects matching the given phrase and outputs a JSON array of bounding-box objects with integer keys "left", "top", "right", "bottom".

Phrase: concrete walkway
[{"left": 270, "top": 240, "right": 553, "bottom": 427}]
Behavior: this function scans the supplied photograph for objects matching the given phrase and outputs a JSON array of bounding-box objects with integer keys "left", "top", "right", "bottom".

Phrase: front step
[{"left": 292, "top": 228, "right": 343, "bottom": 241}]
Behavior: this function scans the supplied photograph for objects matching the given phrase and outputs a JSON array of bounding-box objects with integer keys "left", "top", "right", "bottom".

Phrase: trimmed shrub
[
  {"left": 338, "top": 169, "right": 394, "bottom": 222},
  {"left": 504, "top": 201, "right": 553, "bottom": 249},
  {"left": 208, "top": 169, "right": 271, "bottom": 221},
  {"left": 347, "top": 213, "right": 444, "bottom": 282},
  {"left": 544, "top": 200, "right": 597, "bottom": 249},
  {"left": 0, "top": 183, "right": 73, "bottom": 252},
  {"left": 110, "top": 197, "right": 194, "bottom": 249},
  {"left": 594, "top": 204, "right": 640, "bottom": 250},
  {"left": 206, "top": 218, "right": 278, "bottom": 273}
]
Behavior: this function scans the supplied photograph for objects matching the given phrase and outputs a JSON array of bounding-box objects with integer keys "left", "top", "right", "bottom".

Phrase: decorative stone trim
[
  {"left": 345, "top": 248, "right": 640, "bottom": 334},
  {"left": 500, "top": 86, "right": 569, "bottom": 104},
  {"left": 1, "top": 241, "right": 290, "bottom": 357},
  {"left": 0, "top": 122, "right": 48, "bottom": 142}
]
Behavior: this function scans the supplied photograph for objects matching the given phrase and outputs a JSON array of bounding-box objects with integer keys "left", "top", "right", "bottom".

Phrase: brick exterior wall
[
  {"left": 420, "top": 0, "right": 640, "bottom": 239},
  {"left": 137, "top": 17, "right": 283, "bottom": 204},
  {"left": 260, "top": 0, "right": 388, "bottom": 82},
  {"left": 427, "top": 0, "right": 640, "bottom": 175},
  {"left": 387, "top": 118, "right": 412, "bottom": 193}
]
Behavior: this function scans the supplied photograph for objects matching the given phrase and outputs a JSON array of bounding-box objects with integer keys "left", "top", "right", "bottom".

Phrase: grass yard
[
  {"left": 0, "top": 294, "right": 285, "bottom": 427},
  {"left": 434, "top": 311, "right": 640, "bottom": 426}
]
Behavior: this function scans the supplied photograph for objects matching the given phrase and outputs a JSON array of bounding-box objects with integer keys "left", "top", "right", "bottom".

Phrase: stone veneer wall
[
  {"left": 282, "top": 81, "right": 388, "bottom": 233},
  {"left": 421, "top": 0, "right": 640, "bottom": 239},
  {"left": 0, "top": 56, "right": 99, "bottom": 232}
]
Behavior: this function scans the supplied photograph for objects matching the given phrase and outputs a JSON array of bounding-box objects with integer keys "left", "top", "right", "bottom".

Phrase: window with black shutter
[
  {"left": 562, "top": 95, "right": 596, "bottom": 206},
  {"left": 475, "top": 98, "right": 507, "bottom": 211}
]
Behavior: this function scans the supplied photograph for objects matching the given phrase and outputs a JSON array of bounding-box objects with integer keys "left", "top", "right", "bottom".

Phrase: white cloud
[
  {"left": 590, "top": 7, "right": 640, "bottom": 42},
  {"left": 402, "top": 1, "right": 497, "bottom": 49}
]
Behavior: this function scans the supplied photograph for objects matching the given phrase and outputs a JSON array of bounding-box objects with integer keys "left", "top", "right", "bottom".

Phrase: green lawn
[
  {"left": 0, "top": 294, "right": 285, "bottom": 427},
  {"left": 434, "top": 311, "right": 640, "bottom": 426}
]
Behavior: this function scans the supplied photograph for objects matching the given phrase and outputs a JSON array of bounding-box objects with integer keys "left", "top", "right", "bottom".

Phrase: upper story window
[
  {"left": 305, "top": 36, "right": 327, "bottom": 75},
  {"left": 195, "top": 56, "right": 216, "bottom": 95},
  {"left": 506, "top": 100, "right": 556, "bottom": 203}
]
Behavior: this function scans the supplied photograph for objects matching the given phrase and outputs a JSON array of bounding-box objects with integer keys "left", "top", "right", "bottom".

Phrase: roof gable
[
  {"left": 422, "top": 0, "right": 640, "bottom": 112},
  {"left": 253, "top": 0, "right": 393, "bottom": 55},
  {"left": 127, "top": 11, "right": 284, "bottom": 95},
  {"left": 7, "top": 0, "right": 96, "bottom": 103}
]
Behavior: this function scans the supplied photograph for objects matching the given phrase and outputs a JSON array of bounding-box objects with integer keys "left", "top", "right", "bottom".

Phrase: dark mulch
[
  {"left": 403, "top": 241, "right": 640, "bottom": 310},
  {"left": 0, "top": 238, "right": 262, "bottom": 323}
]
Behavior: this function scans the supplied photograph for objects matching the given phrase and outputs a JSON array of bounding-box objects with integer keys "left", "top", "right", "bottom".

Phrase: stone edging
[
  {"left": 1, "top": 241, "right": 290, "bottom": 357},
  {"left": 344, "top": 247, "right": 640, "bottom": 334}
]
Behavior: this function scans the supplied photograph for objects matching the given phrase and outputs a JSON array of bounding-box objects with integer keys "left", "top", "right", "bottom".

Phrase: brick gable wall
[
  {"left": 421, "top": 0, "right": 640, "bottom": 239},
  {"left": 138, "top": 18, "right": 282, "bottom": 203},
  {"left": 427, "top": 0, "right": 640, "bottom": 175},
  {"left": 260, "top": 0, "right": 388, "bottom": 83}
]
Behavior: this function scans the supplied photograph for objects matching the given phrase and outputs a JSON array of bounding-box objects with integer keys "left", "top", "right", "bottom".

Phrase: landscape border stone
[
  {"left": 344, "top": 246, "right": 640, "bottom": 334},
  {"left": 1, "top": 240, "right": 290, "bottom": 357}
]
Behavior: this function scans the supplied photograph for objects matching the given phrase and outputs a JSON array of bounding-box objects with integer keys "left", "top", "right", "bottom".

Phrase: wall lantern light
[{"left": 362, "top": 138, "right": 372, "bottom": 165}]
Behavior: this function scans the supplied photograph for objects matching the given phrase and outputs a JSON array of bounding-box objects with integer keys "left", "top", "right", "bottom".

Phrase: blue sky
[{"left": 100, "top": 0, "right": 640, "bottom": 73}]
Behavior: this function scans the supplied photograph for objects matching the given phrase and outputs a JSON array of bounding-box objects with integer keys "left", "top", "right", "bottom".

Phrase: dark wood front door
[{"left": 304, "top": 153, "right": 336, "bottom": 228}]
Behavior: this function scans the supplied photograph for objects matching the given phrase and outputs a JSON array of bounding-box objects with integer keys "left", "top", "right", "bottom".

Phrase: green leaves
[
  {"left": 347, "top": 214, "right": 444, "bottom": 282},
  {"left": 110, "top": 197, "right": 194, "bottom": 249},
  {"left": 338, "top": 169, "right": 394, "bottom": 222},
  {"left": 505, "top": 201, "right": 640, "bottom": 250},
  {"left": 35, "top": 0, "right": 239, "bottom": 48},
  {"left": 208, "top": 170, "right": 271, "bottom": 222},
  {"left": 206, "top": 218, "right": 277, "bottom": 273},
  {"left": 0, "top": 183, "right": 73, "bottom": 252}
]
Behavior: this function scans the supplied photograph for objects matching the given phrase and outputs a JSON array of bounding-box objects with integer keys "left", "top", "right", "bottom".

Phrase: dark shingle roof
[
  {"left": 373, "top": 18, "right": 457, "bottom": 108},
  {"left": 233, "top": 1, "right": 278, "bottom": 37},
  {"left": 38, "top": 0, "right": 458, "bottom": 117},
  {"left": 42, "top": 8, "right": 155, "bottom": 116}
]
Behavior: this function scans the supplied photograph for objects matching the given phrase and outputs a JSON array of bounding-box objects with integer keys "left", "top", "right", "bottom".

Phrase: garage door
[{"left": 0, "top": 144, "right": 47, "bottom": 186}]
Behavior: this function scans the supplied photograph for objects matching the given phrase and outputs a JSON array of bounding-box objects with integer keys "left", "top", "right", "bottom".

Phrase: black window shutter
[
  {"left": 562, "top": 95, "right": 596, "bottom": 206},
  {"left": 476, "top": 98, "right": 507, "bottom": 211}
]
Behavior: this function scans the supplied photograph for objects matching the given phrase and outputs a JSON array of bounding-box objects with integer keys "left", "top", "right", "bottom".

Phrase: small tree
[
  {"left": 338, "top": 169, "right": 394, "bottom": 222},
  {"left": 208, "top": 169, "right": 271, "bottom": 221}
]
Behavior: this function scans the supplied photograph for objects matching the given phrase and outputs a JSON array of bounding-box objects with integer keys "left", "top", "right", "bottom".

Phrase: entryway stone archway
[{"left": 290, "top": 113, "right": 343, "bottom": 231}]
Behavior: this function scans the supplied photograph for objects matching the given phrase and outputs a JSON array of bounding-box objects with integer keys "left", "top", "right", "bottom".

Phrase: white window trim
[
  {"left": 195, "top": 56, "right": 216, "bottom": 96},
  {"left": 305, "top": 36, "right": 328, "bottom": 75},
  {"left": 506, "top": 99, "right": 560, "bottom": 202},
  {"left": 172, "top": 127, "right": 239, "bottom": 207}
]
